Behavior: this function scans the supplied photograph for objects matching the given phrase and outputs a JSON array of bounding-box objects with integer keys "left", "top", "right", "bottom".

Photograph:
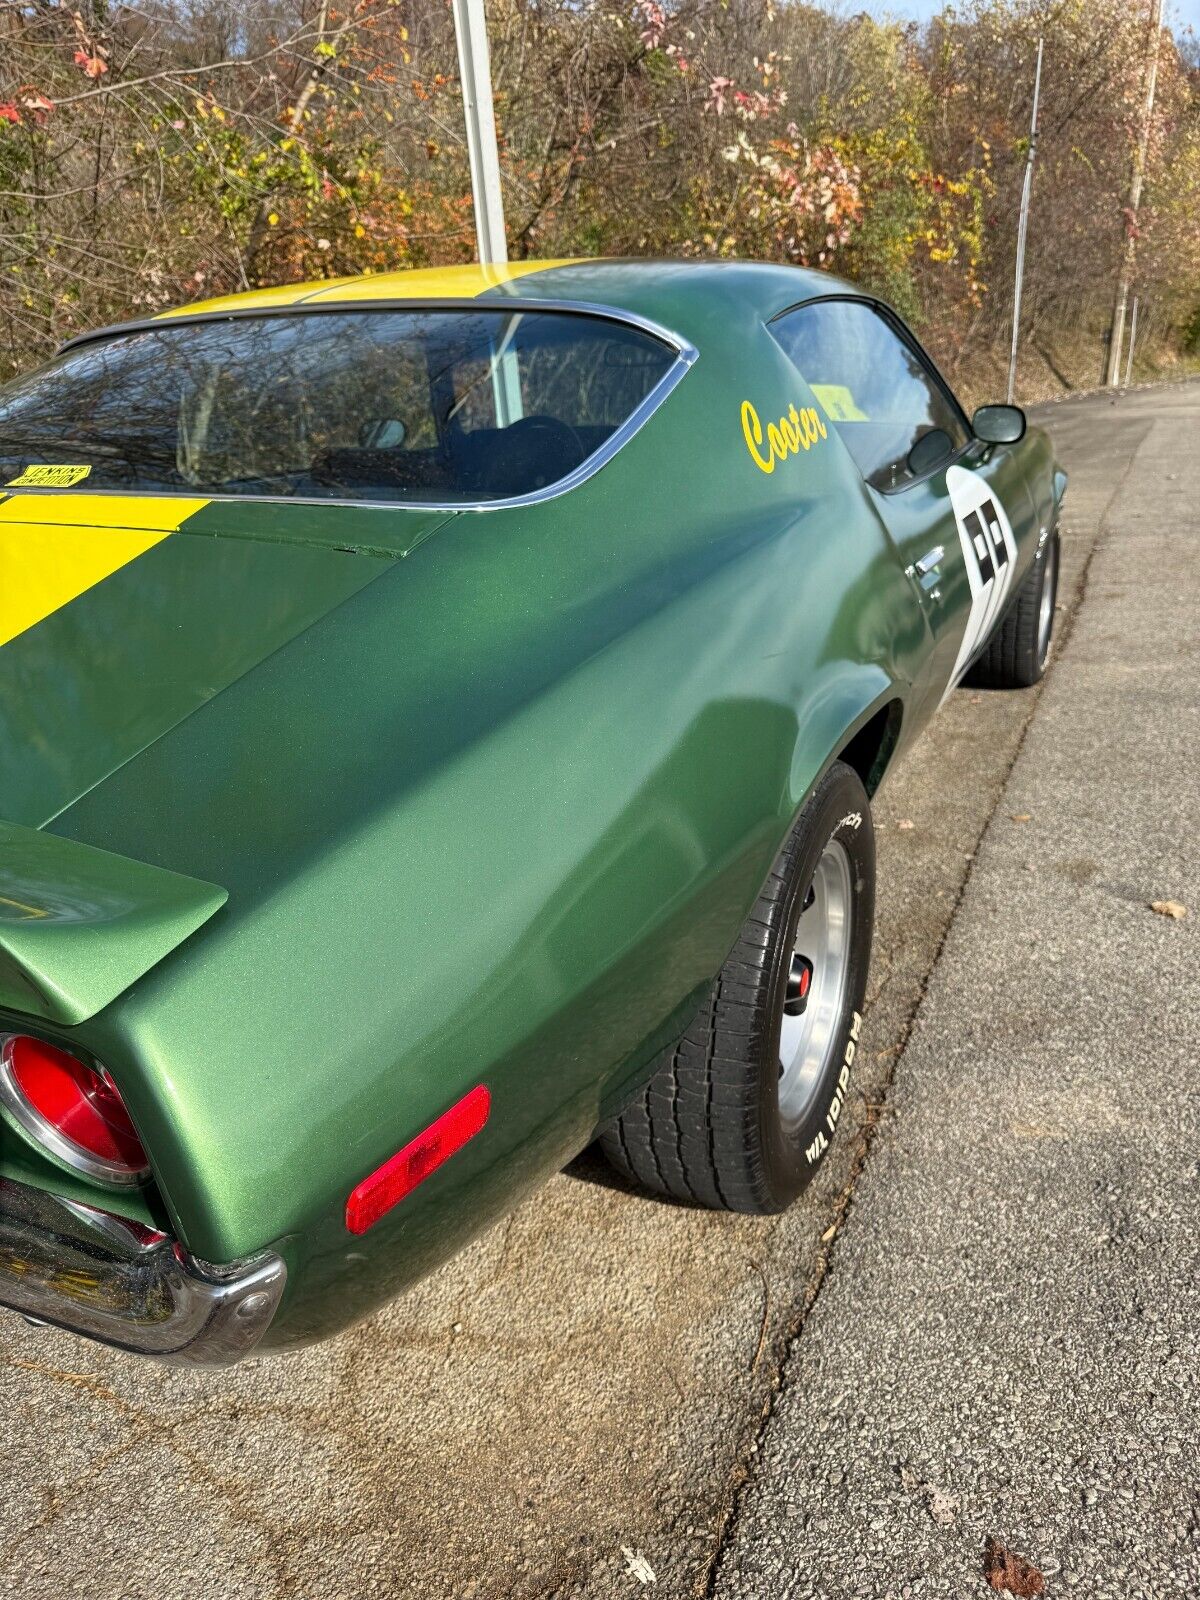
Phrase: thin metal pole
[
  {"left": 452, "top": 0, "right": 508, "bottom": 264},
  {"left": 1106, "top": 0, "right": 1163, "bottom": 387},
  {"left": 1007, "top": 36, "right": 1044, "bottom": 406},
  {"left": 1123, "top": 297, "right": 1139, "bottom": 388}
]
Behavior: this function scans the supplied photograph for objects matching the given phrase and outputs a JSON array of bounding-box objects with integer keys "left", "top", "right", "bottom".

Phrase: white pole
[
  {"left": 452, "top": 0, "right": 508, "bottom": 264},
  {"left": 1123, "top": 297, "right": 1139, "bottom": 388},
  {"left": 1007, "top": 36, "right": 1044, "bottom": 406},
  {"left": 1106, "top": 0, "right": 1163, "bottom": 387}
]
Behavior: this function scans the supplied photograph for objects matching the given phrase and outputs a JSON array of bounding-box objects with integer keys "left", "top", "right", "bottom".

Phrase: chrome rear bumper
[{"left": 0, "top": 1177, "right": 285, "bottom": 1365}]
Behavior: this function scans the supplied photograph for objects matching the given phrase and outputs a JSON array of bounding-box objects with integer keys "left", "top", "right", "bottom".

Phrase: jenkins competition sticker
[{"left": 6, "top": 465, "right": 93, "bottom": 489}]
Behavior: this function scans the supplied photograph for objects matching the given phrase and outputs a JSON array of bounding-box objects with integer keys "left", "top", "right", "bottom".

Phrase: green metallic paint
[
  {"left": 0, "top": 518, "right": 418, "bottom": 829},
  {"left": 177, "top": 499, "right": 456, "bottom": 560},
  {"left": 0, "top": 260, "right": 1062, "bottom": 1350},
  {"left": 0, "top": 820, "right": 226, "bottom": 1025}
]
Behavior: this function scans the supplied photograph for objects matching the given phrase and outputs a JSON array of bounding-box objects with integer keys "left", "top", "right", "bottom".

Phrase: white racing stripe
[{"left": 943, "top": 464, "right": 1018, "bottom": 696}]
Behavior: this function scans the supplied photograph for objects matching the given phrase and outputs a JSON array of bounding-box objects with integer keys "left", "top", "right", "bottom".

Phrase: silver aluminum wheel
[
  {"left": 1037, "top": 539, "right": 1058, "bottom": 666},
  {"left": 778, "top": 838, "right": 853, "bottom": 1132}
]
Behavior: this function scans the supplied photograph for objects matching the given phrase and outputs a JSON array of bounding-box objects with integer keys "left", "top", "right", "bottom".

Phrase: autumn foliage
[{"left": 1, "top": 0, "right": 1197, "bottom": 393}]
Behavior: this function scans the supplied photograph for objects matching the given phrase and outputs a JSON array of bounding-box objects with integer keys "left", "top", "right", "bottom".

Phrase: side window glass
[
  {"left": 770, "top": 300, "right": 968, "bottom": 492},
  {"left": 516, "top": 322, "right": 669, "bottom": 433}
]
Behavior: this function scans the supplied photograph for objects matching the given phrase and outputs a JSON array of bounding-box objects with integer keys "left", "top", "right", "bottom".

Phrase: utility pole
[
  {"left": 1105, "top": 0, "right": 1163, "bottom": 388},
  {"left": 1123, "top": 297, "right": 1140, "bottom": 388},
  {"left": 1007, "top": 37, "right": 1044, "bottom": 406},
  {"left": 452, "top": 0, "right": 508, "bottom": 264}
]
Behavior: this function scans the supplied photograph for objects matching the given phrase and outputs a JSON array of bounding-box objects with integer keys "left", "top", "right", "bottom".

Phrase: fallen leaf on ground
[
  {"left": 897, "top": 818, "right": 914, "bottom": 831},
  {"left": 621, "top": 1546, "right": 656, "bottom": 1585},
  {"left": 1010, "top": 813, "right": 1032, "bottom": 823},
  {"left": 1149, "top": 899, "right": 1188, "bottom": 920},
  {"left": 983, "top": 1537, "right": 1046, "bottom": 1596}
]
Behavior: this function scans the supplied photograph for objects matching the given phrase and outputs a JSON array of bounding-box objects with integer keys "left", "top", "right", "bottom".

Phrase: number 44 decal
[{"left": 944, "top": 464, "right": 1018, "bottom": 695}]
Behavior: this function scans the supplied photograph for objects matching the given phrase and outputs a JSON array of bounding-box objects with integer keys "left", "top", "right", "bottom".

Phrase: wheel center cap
[{"left": 785, "top": 953, "right": 813, "bottom": 1017}]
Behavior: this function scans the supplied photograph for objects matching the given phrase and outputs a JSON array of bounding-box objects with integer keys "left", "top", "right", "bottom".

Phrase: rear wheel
[
  {"left": 966, "top": 530, "right": 1060, "bottom": 689},
  {"left": 599, "top": 761, "right": 875, "bottom": 1213}
]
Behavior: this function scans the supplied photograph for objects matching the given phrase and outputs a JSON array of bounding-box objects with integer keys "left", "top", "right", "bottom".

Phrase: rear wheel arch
[
  {"left": 598, "top": 759, "right": 876, "bottom": 1211},
  {"left": 593, "top": 695, "right": 900, "bottom": 1165}
]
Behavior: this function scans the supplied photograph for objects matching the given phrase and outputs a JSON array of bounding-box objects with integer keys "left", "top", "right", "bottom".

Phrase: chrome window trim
[{"left": 11, "top": 300, "right": 699, "bottom": 516}]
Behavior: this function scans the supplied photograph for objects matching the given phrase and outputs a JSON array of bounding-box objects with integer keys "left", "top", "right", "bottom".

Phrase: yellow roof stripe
[
  {"left": 0, "top": 493, "right": 208, "bottom": 648},
  {"left": 152, "top": 278, "right": 360, "bottom": 319},
  {"left": 303, "top": 260, "right": 577, "bottom": 303},
  {"left": 155, "top": 260, "right": 578, "bottom": 321}
]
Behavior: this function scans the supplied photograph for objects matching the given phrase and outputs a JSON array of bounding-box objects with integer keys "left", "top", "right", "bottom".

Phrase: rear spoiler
[{"left": 0, "top": 821, "right": 226, "bottom": 1025}]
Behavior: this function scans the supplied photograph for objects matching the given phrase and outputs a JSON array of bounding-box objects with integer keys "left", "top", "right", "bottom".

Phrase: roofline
[{"left": 54, "top": 296, "right": 687, "bottom": 358}]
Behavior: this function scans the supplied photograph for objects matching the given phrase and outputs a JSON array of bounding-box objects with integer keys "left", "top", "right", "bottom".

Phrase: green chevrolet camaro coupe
[{"left": 0, "top": 259, "right": 1065, "bottom": 1364}]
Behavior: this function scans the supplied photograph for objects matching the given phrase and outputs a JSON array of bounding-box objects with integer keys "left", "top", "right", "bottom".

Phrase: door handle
[
  {"left": 914, "top": 544, "right": 944, "bottom": 577},
  {"left": 906, "top": 544, "right": 944, "bottom": 600}
]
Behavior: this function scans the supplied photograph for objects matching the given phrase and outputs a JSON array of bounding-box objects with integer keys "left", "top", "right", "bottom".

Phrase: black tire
[
  {"left": 965, "top": 530, "right": 1060, "bottom": 689},
  {"left": 599, "top": 761, "right": 875, "bottom": 1214}
]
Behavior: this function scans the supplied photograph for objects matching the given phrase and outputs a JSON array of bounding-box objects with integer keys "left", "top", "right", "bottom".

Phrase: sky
[{"left": 879, "top": 0, "right": 1200, "bottom": 34}]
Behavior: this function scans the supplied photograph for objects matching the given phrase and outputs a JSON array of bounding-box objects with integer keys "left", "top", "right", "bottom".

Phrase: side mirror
[{"left": 971, "top": 404, "right": 1026, "bottom": 446}]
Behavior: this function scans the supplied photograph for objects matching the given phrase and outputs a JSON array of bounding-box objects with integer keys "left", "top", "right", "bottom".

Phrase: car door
[{"left": 769, "top": 296, "right": 1037, "bottom": 724}]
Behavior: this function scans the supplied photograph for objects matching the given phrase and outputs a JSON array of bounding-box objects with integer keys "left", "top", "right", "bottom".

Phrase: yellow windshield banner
[
  {"left": 0, "top": 494, "right": 209, "bottom": 649},
  {"left": 810, "top": 384, "right": 869, "bottom": 422}
]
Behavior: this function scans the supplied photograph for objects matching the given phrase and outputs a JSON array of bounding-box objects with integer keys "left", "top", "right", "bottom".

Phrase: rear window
[{"left": 0, "top": 308, "right": 679, "bottom": 504}]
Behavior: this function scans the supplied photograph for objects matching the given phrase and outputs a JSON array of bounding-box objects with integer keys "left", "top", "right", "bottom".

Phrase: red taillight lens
[
  {"left": 345, "top": 1084, "right": 491, "bottom": 1235},
  {"left": 0, "top": 1034, "right": 149, "bottom": 1185}
]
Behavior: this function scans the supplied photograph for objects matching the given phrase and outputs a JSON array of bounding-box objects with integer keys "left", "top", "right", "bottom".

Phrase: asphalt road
[
  {"left": 1, "top": 382, "right": 1195, "bottom": 1600},
  {"left": 712, "top": 380, "right": 1200, "bottom": 1600}
]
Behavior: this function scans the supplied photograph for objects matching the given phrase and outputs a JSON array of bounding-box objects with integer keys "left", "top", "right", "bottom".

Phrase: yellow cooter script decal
[
  {"left": 741, "top": 399, "right": 827, "bottom": 474},
  {"left": 0, "top": 492, "right": 209, "bottom": 649}
]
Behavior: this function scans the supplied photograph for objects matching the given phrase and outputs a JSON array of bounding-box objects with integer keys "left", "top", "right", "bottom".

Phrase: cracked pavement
[{"left": 1, "top": 383, "right": 1195, "bottom": 1600}]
